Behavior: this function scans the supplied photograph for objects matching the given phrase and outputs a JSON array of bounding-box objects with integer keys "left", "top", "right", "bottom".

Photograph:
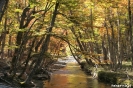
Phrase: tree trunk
[
  {"left": 0, "top": 0, "right": 9, "bottom": 22},
  {"left": 68, "top": 42, "right": 81, "bottom": 65},
  {"left": 25, "top": 2, "right": 59, "bottom": 84},
  {"left": 102, "top": 37, "right": 108, "bottom": 61},
  {"left": 116, "top": 8, "right": 122, "bottom": 69},
  {"left": 128, "top": 0, "right": 133, "bottom": 70},
  {"left": 18, "top": 37, "right": 36, "bottom": 78},
  {"left": 10, "top": 6, "right": 38, "bottom": 77},
  {"left": 0, "top": 13, "right": 7, "bottom": 59}
]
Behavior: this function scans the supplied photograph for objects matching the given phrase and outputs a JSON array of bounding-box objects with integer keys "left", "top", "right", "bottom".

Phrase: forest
[{"left": 0, "top": 0, "right": 133, "bottom": 87}]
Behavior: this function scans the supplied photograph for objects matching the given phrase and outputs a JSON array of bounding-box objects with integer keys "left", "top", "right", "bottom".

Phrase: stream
[
  {"left": 43, "top": 56, "right": 111, "bottom": 88},
  {"left": 0, "top": 56, "right": 112, "bottom": 88}
]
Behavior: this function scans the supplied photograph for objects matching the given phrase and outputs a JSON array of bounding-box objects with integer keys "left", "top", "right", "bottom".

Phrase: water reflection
[{"left": 44, "top": 56, "right": 111, "bottom": 88}]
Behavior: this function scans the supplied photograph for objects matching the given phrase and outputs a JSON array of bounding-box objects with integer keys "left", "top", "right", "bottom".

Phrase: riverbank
[
  {"left": 82, "top": 64, "right": 133, "bottom": 88},
  {"left": 98, "top": 71, "right": 133, "bottom": 87},
  {"left": 1, "top": 56, "right": 132, "bottom": 88},
  {"left": 80, "top": 61, "right": 133, "bottom": 87},
  {"left": 0, "top": 57, "right": 67, "bottom": 87}
]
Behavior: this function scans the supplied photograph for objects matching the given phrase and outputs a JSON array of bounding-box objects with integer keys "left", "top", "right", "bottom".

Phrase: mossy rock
[
  {"left": 117, "top": 78, "right": 125, "bottom": 84},
  {"left": 98, "top": 71, "right": 118, "bottom": 84},
  {"left": 98, "top": 71, "right": 133, "bottom": 87}
]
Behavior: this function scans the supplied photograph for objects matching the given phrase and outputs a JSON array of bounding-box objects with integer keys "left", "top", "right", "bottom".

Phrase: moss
[
  {"left": 121, "top": 80, "right": 133, "bottom": 85},
  {"left": 98, "top": 71, "right": 133, "bottom": 87},
  {"left": 98, "top": 71, "right": 118, "bottom": 84}
]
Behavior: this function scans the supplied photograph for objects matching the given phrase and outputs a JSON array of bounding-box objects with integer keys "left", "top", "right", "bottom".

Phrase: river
[
  {"left": 0, "top": 56, "right": 112, "bottom": 88},
  {"left": 43, "top": 56, "right": 111, "bottom": 88}
]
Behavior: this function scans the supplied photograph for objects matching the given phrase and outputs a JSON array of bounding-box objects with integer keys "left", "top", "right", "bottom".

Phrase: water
[
  {"left": 43, "top": 56, "right": 111, "bottom": 88},
  {"left": 0, "top": 83, "right": 13, "bottom": 88}
]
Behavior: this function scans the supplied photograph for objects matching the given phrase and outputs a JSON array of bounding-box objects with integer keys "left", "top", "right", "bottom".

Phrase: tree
[
  {"left": 0, "top": 0, "right": 9, "bottom": 22},
  {"left": 24, "top": 1, "right": 59, "bottom": 84}
]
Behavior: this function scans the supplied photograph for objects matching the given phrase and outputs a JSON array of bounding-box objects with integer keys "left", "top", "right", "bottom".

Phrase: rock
[{"left": 33, "top": 74, "right": 50, "bottom": 80}]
